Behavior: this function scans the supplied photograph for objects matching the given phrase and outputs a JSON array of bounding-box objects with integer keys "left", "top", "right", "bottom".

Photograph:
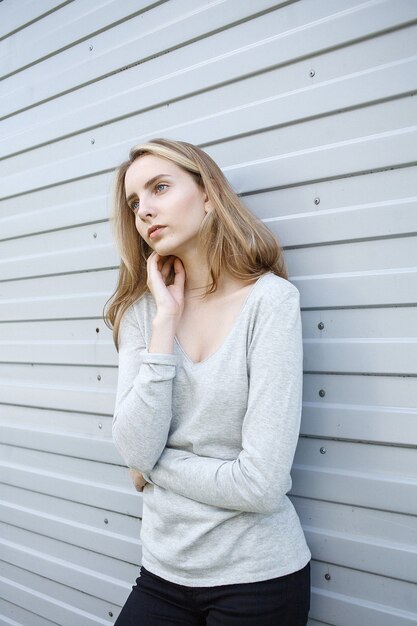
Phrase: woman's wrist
[{"left": 149, "top": 315, "right": 178, "bottom": 354}]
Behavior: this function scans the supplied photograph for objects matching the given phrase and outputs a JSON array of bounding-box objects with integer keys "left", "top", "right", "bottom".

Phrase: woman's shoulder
[
  {"left": 130, "top": 290, "right": 155, "bottom": 319},
  {"left": 121, "top": 290, "right": 154, "bottom": 327},
  {"left": 255, "top": 272, "right": 300, "bottom": 305}
]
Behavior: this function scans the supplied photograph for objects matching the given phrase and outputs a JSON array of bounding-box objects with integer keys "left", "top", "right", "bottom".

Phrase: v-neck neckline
[{"left": 174, "top": 272, "right": 271, "bottom": 367}]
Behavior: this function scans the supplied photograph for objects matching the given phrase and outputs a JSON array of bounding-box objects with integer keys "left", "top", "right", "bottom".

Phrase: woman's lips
[{"left": 149, "top": 227, "right": 166, "bottom": 239}]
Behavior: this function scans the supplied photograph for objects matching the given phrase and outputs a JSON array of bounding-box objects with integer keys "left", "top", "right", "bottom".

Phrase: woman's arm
[
  {"left": 147, "top": 288, "right": 304, "bottom": 514},
  {"left": 113, "top": 253, "right": 185, "bottom": 475},
  {"left": 112, "top": 303, "right": 178, "bottom": 474}
]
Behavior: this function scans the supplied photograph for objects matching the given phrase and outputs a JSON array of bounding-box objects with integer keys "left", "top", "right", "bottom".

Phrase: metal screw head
[
  {"left": 93, "top": 232, "right": 97, "bottom": 238},
  {"left": 325, "top": 573, "right": 331, "bottom": 580},
  {"left": 108, "top": 611, "right": 113, "bottom": 617},
  {"left": 318, "top": 322, "right": 324, "bottom": 330},
  {"left": 314, "top": 197, "right": 320, "bottom": 205},
  {"left": 91, "top": 138, "right": 95, "bottom": 144},
  {"left": 309, "top": 69, "right": 315, "bottom": 77},
  {"left": 97, "top": 374, "right": 101, "bottom": 381},
  {"left": 320, "top": 447, "right": 327, "bottom": 454},
  {"left": 89, "top": 45, "right": 93, "bottom": 51},
  {"left": 319, "top": 389, "right": 325, "bottom": 397},
  {"left": 104, "top": 518, "right": 109, "bottom": 524},
  {"left": 98, "top": 423, "right": 102, "bottom": 429}
]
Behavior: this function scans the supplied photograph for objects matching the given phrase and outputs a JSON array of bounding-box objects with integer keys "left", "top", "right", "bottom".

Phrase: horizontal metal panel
[
  {"left": 2, "top": 0, "right": 413, "bottom": 139},
  {"left": 247, "top": 163, "right": 417, "bottom": 221},
  {"left": 2, "top": 50, "right": 417, "bottom": 193},
  {"left": 287, "top": 233, "right": 417, "bottom": 275},
  {"left": 0, "top": 0, "right": 67, "bottom": 40},
  {"left": 0, "top": 193, "right": 109, "bottom": 242},
  {"left": 302, "top": 303, "right": 417, "bottom": 376},
  {"left": 0, "top": 318, "right": 113, "bottom": 341},
  {"left": 0, "top": 0, "right": 157, "bottom": 78},
  {"left": 292, "top": 435, "right": 417, "bottom": 514},
  {"left": 0, "top": 461, "right": 139, "bottom": 517},
  {"left": 0, "top": 318, "right": 115, "bottom": 366},
  {"left": 0, "top": 270, "right": 116, "bottom": 321},
  {"left": 311, "top": 590, "right": 417, "bottom": 626},
  {"left": 3, "top": 18, "right": 417, "bottom": 163},
  {"left": 3, "top": 95, "right": 417, "bottom": 199},
  {"left": 294, "top": 268, "right": 417, "bottom": 307},
  {"left": 0, "top": 500, "right": 140, "bottom": 565},
  {"left": 310, "top": 563, "right": 417, "bottom": 617},
  {"left": 0, "top": 222, "right": 118, "bottom": 282},
  {"left": 303, "top": 338, "right": 417, "bottom": 376},
  {"left": 0, "top": 596, "right": 57, "bottom": 626},
  {"left": 1, "top": 442, "right": 126, "bottom": 484},
  {"left": 209, "top": 58, "right": 416, "bottom": 172},
  {"left": 0, "top": 425, "right": 119, "bottom": 464},
  {"left": 0, "top": 482, "right": 141, "bottom": 562},
  {"left": 267, "top": 197, "right": 417, "bottom": 247},
  {"left": 306, "top": 527, "right": 417, "bottom": 586},
  {"left": 0, "top": 0, "right": 285, "bottom": 114},
  {"left": 294, "top": 438, "right": 417, "bottom": 482},
  {"left": 303, "top": 373, "right": 417, "bottom": 409},
  {"left": 4, "top": 18, "right": 417, "bottom": 172},
  {"left": 1, "top": 522, "right": 137, "bottom": 601},
  {"left": 0, "top": 171, "right": 112, "bottom": 226},
  {"left": 0, "top": 482, "right": 139, "bottom": 538},
  {"left": 310, "top": 561, "right": 417, "bottom": 625},
  {"left": 0, "top": 362, "right": 117, "bottom": 413},
  {"left": 0, "top": 404, "right": 112, "bottom": 438},
  {"left": 294, "top": 497, "right": 417, "bottom": 577},
  {"left": 0, "top": 567, "right": 122, "bottom": 626},
  {"left": 0, "top": 561, "right": 116, "bottom": 626},
  {"left": 0, "top": 444, "right": 125, "bottom": 482},
  {"left": 228, "top": 134, "right": 417, "bottom": 201},
  {"left": 301, "top": 403, "right": 417, "bottom": 446},
  {"left": 302, "top": 307, "right": 417, "bottom": 340},
  {"left": 292, "top": 466, "right": 417, "bottom": 516}
]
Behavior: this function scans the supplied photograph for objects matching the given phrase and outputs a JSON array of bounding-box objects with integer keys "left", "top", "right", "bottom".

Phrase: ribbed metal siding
[{"left": 1, "top": 0, "right": 416, "bottom": 624}]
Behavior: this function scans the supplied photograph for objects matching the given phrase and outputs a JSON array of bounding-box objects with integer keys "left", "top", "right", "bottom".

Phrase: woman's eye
[
  {"left": 155, "top": 183, "right": 168, "bottom": 193},
  {"left": 131, "top": 200, "right": 140, "bottom": 212}
]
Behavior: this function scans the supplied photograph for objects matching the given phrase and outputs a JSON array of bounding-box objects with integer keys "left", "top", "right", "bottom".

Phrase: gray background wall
[{"left": 1, "top": 0, "right": 416, "bottom": 624}]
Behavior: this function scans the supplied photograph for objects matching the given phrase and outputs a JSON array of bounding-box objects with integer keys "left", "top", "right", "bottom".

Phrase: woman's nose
[{"left": 137, "top": 196, "right": 156, "bottom": 220}]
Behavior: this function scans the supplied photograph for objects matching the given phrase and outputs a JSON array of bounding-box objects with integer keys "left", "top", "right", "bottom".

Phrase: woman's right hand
[{"left": 146, "top": 251, "right": 185, "bottom": 320}]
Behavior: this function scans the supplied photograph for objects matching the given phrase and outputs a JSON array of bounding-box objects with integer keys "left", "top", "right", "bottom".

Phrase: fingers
[
  {"left": 129, "top": 469, "right": 147, "bottom": 492},
  {"left": 161, "top": 256, "right": 175, "bottom": 281},
  {"left": 173, "top": 257, "right": 185, "bottom": 287},
  {"left": 148, "top": 253, "right": 177, "bottom": 282}
]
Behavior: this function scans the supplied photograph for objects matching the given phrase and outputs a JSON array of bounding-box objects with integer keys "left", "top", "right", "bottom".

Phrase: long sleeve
[
  {"left": 112, "top": 302, "right": 178, "bottom": 473},
  {"left": 148, "top": 288, "right": 303, "bottom": 514}
]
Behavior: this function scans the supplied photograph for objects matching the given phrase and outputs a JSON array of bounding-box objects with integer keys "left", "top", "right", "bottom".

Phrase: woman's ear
[{"left": 204, "top": 197, "right": 212, "bottom": 214}]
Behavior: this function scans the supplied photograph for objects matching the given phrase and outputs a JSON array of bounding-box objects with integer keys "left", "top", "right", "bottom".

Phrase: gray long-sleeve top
[{"left": 112, "top": 271, "right": 311, "bottom": 586}]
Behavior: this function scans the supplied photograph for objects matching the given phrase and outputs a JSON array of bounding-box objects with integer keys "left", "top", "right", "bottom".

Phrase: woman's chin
[{"left": 153, "top": 241, "right": 180, "bottom": 258}]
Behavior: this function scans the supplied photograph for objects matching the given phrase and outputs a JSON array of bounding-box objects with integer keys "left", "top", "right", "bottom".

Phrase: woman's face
[{"left": 124, "top": 154, "right": 210, "bottom": 257}]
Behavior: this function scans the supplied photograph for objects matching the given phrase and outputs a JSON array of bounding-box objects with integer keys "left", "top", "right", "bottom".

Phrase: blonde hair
[{"left": 103, "top": 138, "right": 288, "bottom": 351}]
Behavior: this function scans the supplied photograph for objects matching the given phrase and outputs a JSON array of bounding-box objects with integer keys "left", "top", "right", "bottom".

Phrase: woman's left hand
[{"left": 130, "top": 468, "right": 148, "bottom": 492}]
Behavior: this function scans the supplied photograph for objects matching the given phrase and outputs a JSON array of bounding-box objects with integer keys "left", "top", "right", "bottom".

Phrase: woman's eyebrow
[{"left": 126, "top": 174, "right": 172, "bottom": 203}]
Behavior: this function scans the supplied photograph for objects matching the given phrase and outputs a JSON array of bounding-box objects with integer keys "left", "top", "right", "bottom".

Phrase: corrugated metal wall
[{"left": 1, "top": 0, "right": 416, "bottom": 624}]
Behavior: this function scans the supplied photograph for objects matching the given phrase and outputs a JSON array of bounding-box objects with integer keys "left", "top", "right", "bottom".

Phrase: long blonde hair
[{"left": 103, "top": 138, "right": 288, "bottom": 351}]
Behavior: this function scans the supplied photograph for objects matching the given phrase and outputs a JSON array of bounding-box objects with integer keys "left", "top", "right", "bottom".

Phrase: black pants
[{"left": 114, "top": 561, "right": 310, "bottom": 625}]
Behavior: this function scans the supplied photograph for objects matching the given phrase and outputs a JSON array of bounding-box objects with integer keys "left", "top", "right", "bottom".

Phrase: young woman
[{"left": 105, "top": 138, "right": 311, "bottom": 625}]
